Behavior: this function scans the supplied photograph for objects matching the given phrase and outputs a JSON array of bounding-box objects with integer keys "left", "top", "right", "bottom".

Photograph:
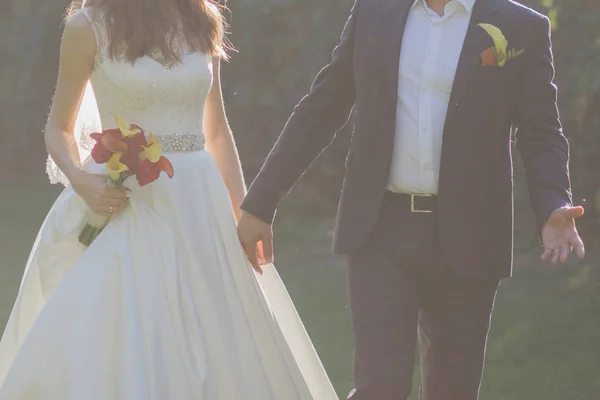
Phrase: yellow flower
[
  {"left": 111, "top": 113, "right": 142, "bottom": 137},
  {"left": 106, "top": 152, "right": 129, "bottom": 181},
  {"left": 478, "top": 23, "right": 508, "bottom": 67},
  {"left": 139, "top": 133, "right": 163, "bottom": 163}
]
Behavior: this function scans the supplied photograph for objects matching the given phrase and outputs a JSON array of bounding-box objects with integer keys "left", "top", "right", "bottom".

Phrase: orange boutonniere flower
[
  {"left": 479, "top": 23, "right": 524, "bottom": 67},
  {"left": 480, "top": 47, "right": 498, "bottom": 67}
]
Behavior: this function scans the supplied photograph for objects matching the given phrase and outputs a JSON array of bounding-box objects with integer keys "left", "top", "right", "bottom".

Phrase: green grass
[{"left": 1, "top": 179, "right": 599, "bottom": 399}]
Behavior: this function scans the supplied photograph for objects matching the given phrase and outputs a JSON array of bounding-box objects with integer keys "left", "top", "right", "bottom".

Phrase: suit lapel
[{"left": 445, "top": 0, "right": 502, "bottom": 123}]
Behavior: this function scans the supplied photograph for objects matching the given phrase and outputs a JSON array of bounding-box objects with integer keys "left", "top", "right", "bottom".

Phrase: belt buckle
[{"left": 410, "top": 194, "right": 433, "bottom": 213}]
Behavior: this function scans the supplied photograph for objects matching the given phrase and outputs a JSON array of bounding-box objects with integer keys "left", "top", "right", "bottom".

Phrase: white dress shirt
[{"left": 388, "top": 0, "right": 475, "bottom": 195}]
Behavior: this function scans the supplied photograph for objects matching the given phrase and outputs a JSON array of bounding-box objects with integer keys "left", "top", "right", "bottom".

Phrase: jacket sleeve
[
  {"left": 515, "top": 15, "right": 572, "bottom": 232},
  {"left": 240, "top": 1, "right": 359, "bottom": 224}
]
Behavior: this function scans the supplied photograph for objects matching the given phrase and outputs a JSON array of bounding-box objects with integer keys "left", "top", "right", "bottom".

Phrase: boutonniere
[{"left": 478, "top": 23, "right": 524, "bottom": 67}]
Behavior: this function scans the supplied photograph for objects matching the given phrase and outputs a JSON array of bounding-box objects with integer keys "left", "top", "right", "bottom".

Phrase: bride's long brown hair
[{"left": 69, "top": 0, "right": 229, "bottom": 64}]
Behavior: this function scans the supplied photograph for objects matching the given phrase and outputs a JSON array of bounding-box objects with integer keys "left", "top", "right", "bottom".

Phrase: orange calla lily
[
  {"left": 99, "top": 130, "right": 128, "bottom": 153},
  {"left": 479, "top": 23, "right": 508, "bottom": 67},
  {"left": 90, "top": 128, "right": 127, "bottom": 163},
  {"left": 156, "top": 156, "right": 174, "bottom": 179},
  {"left": 480, "top": 47, "right": 498, "bottom": 67},
  {"left": 478, "top": 23, "right": 524, "bottom": 67}
]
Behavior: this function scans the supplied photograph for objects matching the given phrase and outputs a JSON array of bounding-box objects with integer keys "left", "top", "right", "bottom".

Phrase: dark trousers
[{"left": 347, "top": 193, "right": 499, "bottom": 400}]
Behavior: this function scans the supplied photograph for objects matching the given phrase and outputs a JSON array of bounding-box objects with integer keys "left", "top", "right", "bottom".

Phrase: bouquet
[{"left": 78, "top": 114, "right": 174, "bottom": 246}]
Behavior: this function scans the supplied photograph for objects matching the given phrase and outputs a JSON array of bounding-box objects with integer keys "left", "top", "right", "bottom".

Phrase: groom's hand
[
  {"left": 238, "top": 211, "right": 274, "bottom": 275},
  {"left": 541, "top": 206, "right": 585, "bottom": 264}
]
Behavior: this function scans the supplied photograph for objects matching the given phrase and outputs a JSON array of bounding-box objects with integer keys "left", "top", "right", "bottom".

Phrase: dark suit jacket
[{"left": 240, "top": 0, "right": 573, "bottom": 279}]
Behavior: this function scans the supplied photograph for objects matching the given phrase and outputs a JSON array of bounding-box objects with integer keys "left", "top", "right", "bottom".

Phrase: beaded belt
[{"left": 155, "top": 134, "right": 206, "bottom": 153}]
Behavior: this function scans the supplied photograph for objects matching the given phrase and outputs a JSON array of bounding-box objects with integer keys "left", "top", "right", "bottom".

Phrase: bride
[{"left": 0, "top": 0, "right": 338, "bottom": 399}]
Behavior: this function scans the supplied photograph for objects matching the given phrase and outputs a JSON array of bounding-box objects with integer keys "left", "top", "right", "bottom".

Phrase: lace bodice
[
  {"left": 46, "top": 8, "right": 214, "bottom": 185},
  {"left": 82, "top": 7, "right": 213, "bottom": 138}
]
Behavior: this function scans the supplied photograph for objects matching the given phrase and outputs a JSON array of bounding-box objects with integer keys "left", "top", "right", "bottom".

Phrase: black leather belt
[{"left": 387, "top": 192, "right": 438, "bottom": 213}]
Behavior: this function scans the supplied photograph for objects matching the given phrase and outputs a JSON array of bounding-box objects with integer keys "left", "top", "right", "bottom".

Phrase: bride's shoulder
[
  {"left": 66, "top": 7, "right": 106, "bottom": 38},
  {"left": 65, "top": 7, "right": 96, "bottom": 30},
  {"left": 61, "top": 9, "right": 97, "bottom": 59},
  {"left": 63, "top": 6, "right": 110, "bottom": 59}
]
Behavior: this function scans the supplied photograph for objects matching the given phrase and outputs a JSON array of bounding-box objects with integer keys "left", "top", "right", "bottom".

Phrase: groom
[{"left": 238, "top": 0, "right": 585, "bottom": 398}]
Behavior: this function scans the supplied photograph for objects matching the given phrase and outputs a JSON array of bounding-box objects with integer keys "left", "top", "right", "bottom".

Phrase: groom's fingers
[
  {"left": 565, "top": 205, "right": 585, "bottom": 219},
  {"left": 243, "top": 242, "right": 263, "bottom": 275},
  {"left": 262, "top": 234, "right": 274, "bottom": 264},
  {"left": 541, "top": 247, "right": 553, "bottom": 262},
  {"left": 558, "top": 243, "right": 570, "bottom": 263},
  {"left": 256, "top": 241, "right": 266, "bottom": 265},
  {"left": 551, "top": 248, "right": 560, "bottom": 264},
  {"left": 573, "top": 236, "right": 585, "bottom": 259}
]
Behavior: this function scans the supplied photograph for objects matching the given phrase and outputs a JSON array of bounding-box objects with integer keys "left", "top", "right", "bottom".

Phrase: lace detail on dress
[
  {"left": 78, "top": 120, "right": 97, "bottom": 151},
  {"left": 80, "top": 5, "right": 213, "bottom": 136},
  {"left": 46, "top": 156, "right": 70, "bottom": 186},
  {"left": 85, "top": 12, "right": 212, "bottom": 141},
  {"left": 91, "top": 54, "right": 212, "bottom": 135},
  {"left": 45, "top": 125, "right": 97, "bottom": 186},
  {"left": 81, "top": 7, "right": 109, "bottom": 69}
]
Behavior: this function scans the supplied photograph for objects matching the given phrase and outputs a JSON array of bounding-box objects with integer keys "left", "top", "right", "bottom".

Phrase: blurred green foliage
[
  {"left": 1, "top": 0, "right": 599, "bottom": 238},
  {"left": 526, "top": 0, "right": 600, "bottom": 232}
]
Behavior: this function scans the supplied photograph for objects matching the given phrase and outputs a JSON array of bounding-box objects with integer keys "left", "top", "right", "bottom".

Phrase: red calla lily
[
  {"left": 136, "top": 157, "right": 174, "bottom": 186},
  {"left": 90, "top": 128, "right": 129, "bottom": 163}
]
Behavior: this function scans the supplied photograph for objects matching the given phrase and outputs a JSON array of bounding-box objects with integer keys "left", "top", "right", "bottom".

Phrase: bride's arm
[
  {"left": 204, "top": 58, "right": 247, "bottom": 222},
  {"left": 45, "top": 11, "right": 128, "bottom": 216},
  {"left": 45, "top": 11, "right": 96, "bottom": 182}
]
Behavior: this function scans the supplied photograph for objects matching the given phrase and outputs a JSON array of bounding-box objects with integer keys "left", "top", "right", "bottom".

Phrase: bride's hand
[{"left": 71, "top": 171, "right": 129, "bottom": 217}]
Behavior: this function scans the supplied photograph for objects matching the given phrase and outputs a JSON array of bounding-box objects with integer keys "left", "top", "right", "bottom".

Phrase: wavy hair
[{"left": 69, "top": 0, "right": 229, "bottom": 64}]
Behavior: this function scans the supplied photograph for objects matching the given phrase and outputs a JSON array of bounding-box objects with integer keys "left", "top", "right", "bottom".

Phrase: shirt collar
[{"left": 411, "top": 0, "right": 476, "bottom": 15}]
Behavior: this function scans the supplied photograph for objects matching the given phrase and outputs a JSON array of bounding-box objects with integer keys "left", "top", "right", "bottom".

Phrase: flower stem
[
  {"left": 78, "top": 223, "right": 107, "bottom": 246},
  {"left": 77, "top": 173, "right": 129, "bottom": 247}
]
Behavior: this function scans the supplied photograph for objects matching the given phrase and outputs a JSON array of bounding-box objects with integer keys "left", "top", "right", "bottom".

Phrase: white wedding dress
[{"left": 0, "top": 7, "right": 338, "bottom": 400}]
